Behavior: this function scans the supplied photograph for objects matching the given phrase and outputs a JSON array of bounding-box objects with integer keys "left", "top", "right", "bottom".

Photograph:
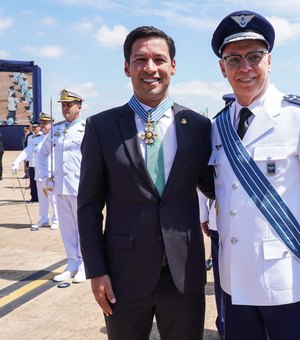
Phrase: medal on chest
[{"left": 139, "top": 113, "right": 158, "bottom": 145}]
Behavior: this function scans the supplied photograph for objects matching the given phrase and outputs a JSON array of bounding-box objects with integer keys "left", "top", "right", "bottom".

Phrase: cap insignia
[{"left": 231, "top": 14, "right": 255, "bottom": 28}]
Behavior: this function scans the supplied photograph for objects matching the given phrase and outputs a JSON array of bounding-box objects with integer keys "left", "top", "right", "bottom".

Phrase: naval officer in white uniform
[
  {"left": 30, "top": 111, "right": 59, "bottom": 231},
  {"left": 210, "top": 10, "right": 300, "bottom": 340},
  {"left": 38, "top": 89, "right": 86, "bottom": 283}
]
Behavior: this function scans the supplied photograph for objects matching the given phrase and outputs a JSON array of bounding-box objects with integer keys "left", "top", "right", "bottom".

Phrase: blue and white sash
[
  {"left": 216, "top": 107, "right": 300, "bottom": 260},
  {"left": 128, "top": 95, "right": 173, "bottom": 122}
]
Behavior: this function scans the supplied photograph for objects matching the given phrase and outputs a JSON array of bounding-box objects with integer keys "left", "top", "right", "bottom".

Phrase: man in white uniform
[
  {"left": 31, "top": 112, "right": 59, "bottom": 231},
  {"left": 210, "top": 10, "right": 300, "bottom": 340},
  {"left": 38, "top": 89, "right": 86, "bottom": 283},
  {"left": 12, "top": 121, "right": 41, "bottom": 206},
  {"left": 12, "top": 114, "right": 59, "bottom": 231}
]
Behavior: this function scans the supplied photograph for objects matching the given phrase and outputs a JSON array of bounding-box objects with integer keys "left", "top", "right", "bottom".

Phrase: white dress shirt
[{"left": 134, "top": 103, "right": 177, "bottom": 184}]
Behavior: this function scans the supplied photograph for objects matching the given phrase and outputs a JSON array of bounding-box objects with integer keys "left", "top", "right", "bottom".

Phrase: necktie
[
  {"left": 237, "top": 107, "right": 253, "bottom": 139},
  {"left": 146, "top": 122, "right": 165, "bottom": 196}
]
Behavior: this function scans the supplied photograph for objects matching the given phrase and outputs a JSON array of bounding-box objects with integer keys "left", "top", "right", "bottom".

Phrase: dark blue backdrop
[{"left": 0, "top": 59, "right": 42, "bottom": 150}]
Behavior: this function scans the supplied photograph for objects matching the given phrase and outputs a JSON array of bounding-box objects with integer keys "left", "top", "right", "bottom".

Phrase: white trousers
[
  {"left": 55, "top": 194, "right": 82, "bottom": 263},
  {"left": 36, "top": 180, "right": 58, "bottom": 225}
]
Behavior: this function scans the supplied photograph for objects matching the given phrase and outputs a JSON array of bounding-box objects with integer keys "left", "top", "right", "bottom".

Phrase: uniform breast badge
[
  {"left": 267, "top": 162, "right": 276, "bottom": 175},
  {"left": 139, "top": 113, "right": 158, "bottom": 145}
]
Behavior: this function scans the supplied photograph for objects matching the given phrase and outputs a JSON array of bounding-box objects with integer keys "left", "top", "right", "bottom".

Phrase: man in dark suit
[{"left": 78, "top": 26, "right": 214, "bottom": 340}]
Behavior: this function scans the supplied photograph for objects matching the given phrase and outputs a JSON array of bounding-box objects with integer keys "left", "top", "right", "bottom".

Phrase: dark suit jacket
[{"left": 78, "top": 103, "right": 214, "bottom": 298}]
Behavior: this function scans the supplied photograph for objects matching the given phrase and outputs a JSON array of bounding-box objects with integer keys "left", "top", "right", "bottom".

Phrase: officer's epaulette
[
  {"left": 53, "top": 120, "right": 65, "bottom": 126},
  {"left": 213, "top": 100, "right": 234, "bottom": 119},
  {"left": 283, "top": 94, "right": 300, "bottom": 105}
]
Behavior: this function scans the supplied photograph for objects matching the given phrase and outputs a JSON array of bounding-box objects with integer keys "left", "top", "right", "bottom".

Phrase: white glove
[
  {"left": 11, "top": 164, "right": 19, "bottom": 173},
  {"left": 41, "top": 177, "right": 55, "bottom": 192},
  {"left": 46, "top": 177, "right": 55, "bottom": 192}
]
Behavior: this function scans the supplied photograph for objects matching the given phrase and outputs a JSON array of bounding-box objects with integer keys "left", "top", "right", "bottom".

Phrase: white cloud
[
  {"left": 58, "top": 0, "right": 118, "bottom": 10},
  {"left": 76, "top": 20, "right": 94, "bottom": 32},
  {"left": 95, "top": 24, "right": 128, "bottom": 48},
  {"left": 0, "top": 50, "right": 10, "bottom": 59},
  {"left": 74, "top": 82, "right": 99, "bottom": 99},
  {"left": 71, "top": 16, "right": 102, "bottom": 33},
  {"left": 268, "top": 16, "right": 300, "bottom": 45},
  {"left": 170, "top": 80, "right": 231, "bottom": 99},
  {"left": 154, "top": 9, "right": 215, "bottom": 31},
  {"left": 251, "top": 0, "right": 300, "bottom": 16},
  {"left": 38, "top": 16, "right": 57, "bottom": 26},
  {"left": 22, "top": 45, "right": 66, "bottom": 58},
  {"left": 0, "top": 16, "right": 13, "bottom": 33},
  {"left": 169, "top": 80, "right": 232, "bottom": 116}
]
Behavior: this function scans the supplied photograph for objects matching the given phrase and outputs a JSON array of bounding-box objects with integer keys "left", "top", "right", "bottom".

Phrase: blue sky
[{"left": 1, "top": 0, "right": 299, "bottom": 120}]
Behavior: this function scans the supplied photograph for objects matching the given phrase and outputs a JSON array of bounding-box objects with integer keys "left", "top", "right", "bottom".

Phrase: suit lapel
[{"left": 117, "top": 105, "right": 158, "bottom": 195}]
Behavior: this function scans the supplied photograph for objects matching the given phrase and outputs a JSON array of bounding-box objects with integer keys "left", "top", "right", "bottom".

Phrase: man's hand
[
  {"left": 200, "top": 220, "right": 210, "bottom": 237},
  {"left": 91, "top": 275, "right": 116, "bottom": 316},
  {"left": 11, "top": 164, "right": 18, "bottom": 174}
]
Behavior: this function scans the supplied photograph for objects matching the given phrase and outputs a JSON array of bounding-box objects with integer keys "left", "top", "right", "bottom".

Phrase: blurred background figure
[
  {"left": 198, "top": 189, "right": 224, "bottom": 339},
  {"left": 0, "top": 131, "right": 4, "bottom": 180},
  {"left": 31, "top": 112, "right": 59, "bottom": 231},
  {"left": 12, "top": 121, "right": 40, "bottom": 203},
  {"left": 22, "top": 126, "right": 31, "bottom": 179}
]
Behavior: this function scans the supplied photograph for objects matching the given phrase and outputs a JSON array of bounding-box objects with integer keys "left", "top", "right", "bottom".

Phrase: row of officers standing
[{"left": 12, "top": 89, "right": 86, "bottom": 283}]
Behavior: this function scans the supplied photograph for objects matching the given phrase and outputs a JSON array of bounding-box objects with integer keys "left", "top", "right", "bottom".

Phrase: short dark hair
[{"left": 123, "top": 26, "right": 176, "bottom": 63}]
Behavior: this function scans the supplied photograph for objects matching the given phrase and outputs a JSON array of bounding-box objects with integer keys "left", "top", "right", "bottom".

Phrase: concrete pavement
[{"left": 0, "top": 151, "right": 220, "bottom": 339}]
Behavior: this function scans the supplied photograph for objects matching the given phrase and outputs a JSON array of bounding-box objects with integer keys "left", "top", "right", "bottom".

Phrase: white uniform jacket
[
  {"left": 34, "top": 133, "right": 52, "bottom": 180},
  {"left": 198, "top": 189, "right": 217, "bottom": 231},
  {"left": 13, "top": 133, "right": 43, "bottom": 169},
  {"left": 38, "top": 119, "right": 85, "bottom": 196},
  {"left": 209, "top": 84, "right": 300, "bottom": 306}
]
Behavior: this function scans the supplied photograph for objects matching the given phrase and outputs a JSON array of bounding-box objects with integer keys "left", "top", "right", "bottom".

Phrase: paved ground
[{"left": 0, "top": 151, "right": 220, "bottom": 339}]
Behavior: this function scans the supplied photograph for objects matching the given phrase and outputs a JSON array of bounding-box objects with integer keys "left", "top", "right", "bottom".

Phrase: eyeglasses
[{"left": 222, "top": 50, "right": 268, "bottom": 68}]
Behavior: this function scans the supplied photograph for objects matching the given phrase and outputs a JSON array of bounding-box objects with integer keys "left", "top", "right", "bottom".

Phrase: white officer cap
[{"left": 57, "top": 89, "right": 85, "bottom": 103}]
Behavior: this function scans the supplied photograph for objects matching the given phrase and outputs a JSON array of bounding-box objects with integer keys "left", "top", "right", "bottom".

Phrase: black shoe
[
  {"left": 26, "top": 200, "right": 35, "bottom": 204},
  {"left": 206, "top": 258, "right": 213, "bottom": 271}
]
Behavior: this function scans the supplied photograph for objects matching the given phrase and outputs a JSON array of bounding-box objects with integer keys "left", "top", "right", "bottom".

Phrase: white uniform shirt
[
  {"left": 198, "top": 189, "right": 217, "bottom": 231},
  {"left": 210, "top": 84, "right": 300, "bottom": 306},
  {"left": 134, "top": 104, "right": 177, "bottom": 184},
  {"left": 13, "top": 132, "right": 43, "bottom": 169},
  {"left": 38, "top": 119, "right": 85, "bottom": 196}
]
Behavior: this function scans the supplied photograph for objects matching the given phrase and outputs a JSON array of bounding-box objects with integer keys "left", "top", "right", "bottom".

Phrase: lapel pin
[{"left": 181, "top": 118, "right": 187, "bottom": 125}]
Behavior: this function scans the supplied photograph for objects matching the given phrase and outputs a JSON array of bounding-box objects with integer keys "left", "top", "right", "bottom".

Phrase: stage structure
[{"left": 0, "top": 59, "right": 42, "bottom": 150}]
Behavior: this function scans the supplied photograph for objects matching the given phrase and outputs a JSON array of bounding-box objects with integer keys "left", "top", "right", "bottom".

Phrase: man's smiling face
[{"left": 124, "top": 36, "right": 176, "bottom": 108}]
